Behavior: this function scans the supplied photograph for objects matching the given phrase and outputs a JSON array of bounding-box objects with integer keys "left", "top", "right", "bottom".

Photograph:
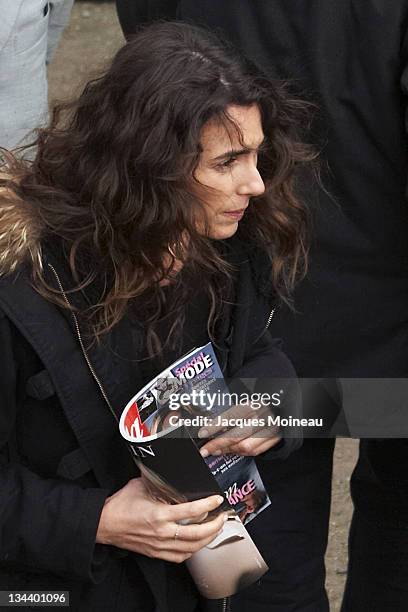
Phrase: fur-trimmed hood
[{"left": 0, "top": 189, "right": 43, "bottom": 276}]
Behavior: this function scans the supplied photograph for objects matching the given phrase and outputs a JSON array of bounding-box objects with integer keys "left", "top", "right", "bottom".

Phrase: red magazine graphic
[{"left": 123, "top": 401, "right": 150, "bottom": 439}]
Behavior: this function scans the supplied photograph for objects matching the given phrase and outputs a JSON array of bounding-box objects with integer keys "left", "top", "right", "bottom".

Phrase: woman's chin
[{"left": 208, "top": 221, "right": 239, "bottom": 240}]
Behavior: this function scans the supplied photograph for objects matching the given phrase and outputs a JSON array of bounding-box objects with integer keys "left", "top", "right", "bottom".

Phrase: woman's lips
[{"left": 222, "top": 208, "right": 247, "bottom": 220}]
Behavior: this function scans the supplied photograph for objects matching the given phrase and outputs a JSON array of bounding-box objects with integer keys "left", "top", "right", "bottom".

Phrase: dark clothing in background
[
  {"left": 115, "top": 1, "right": 408, "bottom": 610},
  {"left": 116, "top": 0, "right": 178, "bottom": 32}
]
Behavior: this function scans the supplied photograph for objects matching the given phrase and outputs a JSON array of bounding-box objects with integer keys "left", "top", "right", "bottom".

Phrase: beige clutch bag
[{"left": 186, "top": 515, "right": 268, "bottom": 599}]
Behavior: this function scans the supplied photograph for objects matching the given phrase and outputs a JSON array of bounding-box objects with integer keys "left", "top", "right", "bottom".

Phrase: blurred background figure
[
  {"left": 0, "top": 0, "right": 73, "bottom": 151},
  {"left": 116, "top": 0, "right": 178, "bottom": 33}
]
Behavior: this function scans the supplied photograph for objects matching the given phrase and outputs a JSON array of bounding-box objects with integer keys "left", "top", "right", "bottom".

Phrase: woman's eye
[{"left": 218, "top": 156, "right": 238, "bottom": 169}]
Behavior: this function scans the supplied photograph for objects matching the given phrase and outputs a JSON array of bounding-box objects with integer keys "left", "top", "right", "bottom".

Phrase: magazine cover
[
  {"left": 119, "top": 342, "right": 270, "bottom": 598},
  {"left": 119, "top": 342, "right": 271, "bottom": 524}
]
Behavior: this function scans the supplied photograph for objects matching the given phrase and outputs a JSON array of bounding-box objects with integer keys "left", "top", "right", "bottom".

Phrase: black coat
[
  {"left": 116, "top": 0, "right": 408, "bottom": 378},
  {"left": 0, "top": 239, "right": 298, "bottom": 611}
]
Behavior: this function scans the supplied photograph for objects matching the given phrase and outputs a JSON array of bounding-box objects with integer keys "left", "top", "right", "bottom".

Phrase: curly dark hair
[{"left": 1, "top": 21, "right": 317, "bottom": 350}]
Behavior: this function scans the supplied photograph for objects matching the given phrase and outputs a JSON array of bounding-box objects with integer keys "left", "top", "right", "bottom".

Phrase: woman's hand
[
  {"left": 96, "top": 478, "right": 226, "bottom": 563},
  {"left": 198, "top": 403, "right": 282, "bottom": 457}
]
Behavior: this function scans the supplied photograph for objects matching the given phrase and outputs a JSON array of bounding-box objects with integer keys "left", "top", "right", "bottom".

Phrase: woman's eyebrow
[
  {"left": 212, "top": 148, "right": 249, "bottom": 161},
  {"left": 212, "top": 137, "right": 266, "bottom": 161}
]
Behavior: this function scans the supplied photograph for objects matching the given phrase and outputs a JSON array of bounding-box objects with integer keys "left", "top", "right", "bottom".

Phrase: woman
[{"left": 0, "top": 22, "right": 315, "bottom": 611}]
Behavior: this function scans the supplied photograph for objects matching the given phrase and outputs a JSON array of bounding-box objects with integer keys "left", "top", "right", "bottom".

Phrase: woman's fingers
[
  {"left": 172, "top": 512, "right": 227, "bottom": 542},
  {"left": 150, "top": 516, "right": 228, "bottom": 554},
  {"left": 156, "top": 529, "right": 224, "bottom": 555},
  {"left": 166, "top": 494, "right": 224, "bottom": 523},
  {"left": 227, "top": 430, "right": 282, "bottom": 456},
  {"left": 198, "top": 403, "right": 277, "bottom": 457},
  {"left": 199, "top": 435, "right": 237, "bottom": 457},
  {"left": 129, "top": 513, "right": 228, "bottom": 558},
  {"left": 200, "top": 428, "right": 281, "bottom": 457},
  {"left": 198, "top": 404, "right": 263, "bottom": 438},
  {"left": 149, "top": 510, "right": 226, "bottom": 542}
]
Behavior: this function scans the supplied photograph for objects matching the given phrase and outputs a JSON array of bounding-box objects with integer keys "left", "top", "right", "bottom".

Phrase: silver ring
[{"left": 174, "top": 525, "right": 180, "bottom": 540}]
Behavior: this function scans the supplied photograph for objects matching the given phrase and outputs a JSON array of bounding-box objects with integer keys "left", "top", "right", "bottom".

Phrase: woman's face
[
  {"left": 243, "top": 492, "right": 258, "bottom": 514},
  {"left": 194, "top": 104, "right": 265, "bottom": 240}
]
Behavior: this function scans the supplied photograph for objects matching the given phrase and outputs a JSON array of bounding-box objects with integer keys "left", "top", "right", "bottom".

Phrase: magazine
[
  {"left": 119, "top": 343, "right": 271, "bottom": 522},
  {"left": 119, "top": 342, "right": 270, "bottom": 598}
]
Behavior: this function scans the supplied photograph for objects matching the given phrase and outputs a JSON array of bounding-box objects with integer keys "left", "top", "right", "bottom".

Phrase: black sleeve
[
  {"left": 235, "top": 329, "right": 343, "bottom": 451},
  {"left": 230, "top": 327, "right": 302, "bottom": 460},
  {"left": 241, "top": 327, "right": 297, "bottom": 379},
  {"left": 115, "top": 0, "right": 180, "bottom": 39},
  {"left": 0, "top": 312, "right": 110, "bottom": 582}
]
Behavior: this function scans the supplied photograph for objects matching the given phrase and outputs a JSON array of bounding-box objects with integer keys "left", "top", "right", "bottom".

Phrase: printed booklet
[{"left": 119, "top": 342, "right": 270, "bottom": 598}]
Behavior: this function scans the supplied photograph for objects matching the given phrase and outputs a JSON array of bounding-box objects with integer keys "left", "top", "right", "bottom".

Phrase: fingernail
[
  {"left": 213, "top": 450, "right": 222, "bottom": 456},
  {"left": 200, "top": 448, "right": 209, "bottom": 458},
  {"left": 198, "top": 429, "right": 209, "bottom": 439},
  {"left": 216, "top": 496, "right": 224, "bottom": 505}
]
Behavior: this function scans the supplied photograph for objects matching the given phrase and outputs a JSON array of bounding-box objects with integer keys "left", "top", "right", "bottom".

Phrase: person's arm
[
  {"left": 46, "top": 0, "right": 74, "bottom": 64},
  {"left": 115, "top": 0, "right": 179, "bottom": 39},
  {"left": 0, "top": 311, "right": 110, "bottom": 581}
]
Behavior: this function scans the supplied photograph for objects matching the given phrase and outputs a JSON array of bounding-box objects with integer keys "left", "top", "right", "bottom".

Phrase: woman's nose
[{"left": 237, "top": 166, "right": 265, "bottom": 197}]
